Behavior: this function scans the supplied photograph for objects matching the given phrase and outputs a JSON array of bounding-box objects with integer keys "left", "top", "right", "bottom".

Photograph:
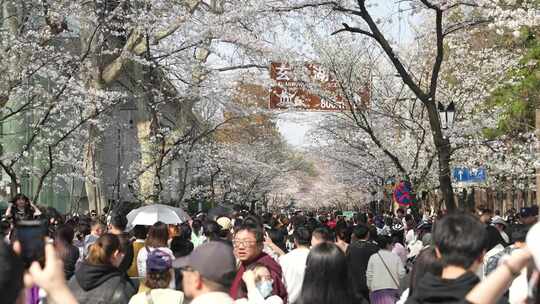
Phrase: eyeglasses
[{"left": 233, "top": 239, "right": 257, "bottom": 247}]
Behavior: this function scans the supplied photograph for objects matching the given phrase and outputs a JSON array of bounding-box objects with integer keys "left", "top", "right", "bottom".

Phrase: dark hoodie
[
  {"left": 405, "top": 272, "right": 479, "bottom": 304},
  {"left": 68, "top": 262, "right": 136, "bottom": 304}
]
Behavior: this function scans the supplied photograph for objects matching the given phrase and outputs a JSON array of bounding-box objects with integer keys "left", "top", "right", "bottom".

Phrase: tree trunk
[
  {"left": 437, "top": 143, "right": 455, "bottom": 211},
  {"left": 425, "top": 101, "right": 456, "bottom": 211},
  {"left": 83, "top": 124, "right": 108, "bottom": 213},
  {"left": 79, "top": 2, "right": 111, "bottom": 214},
  {"left": 136, "top": 117, "right": 160, "bottom": 204},
  {"left": 467, "top": 187, "right": 476, "bottom": 212}
]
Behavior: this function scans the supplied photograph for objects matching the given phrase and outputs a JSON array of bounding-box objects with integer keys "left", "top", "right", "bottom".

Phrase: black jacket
[
  {"left": 62, "top": 244, "right": 80, "bottom": 280},
  {"left": 405, "top": 272, "right": 479, "bottom": 304},
  {"left": 116, "top": 233, "right": 134, "bottom": 274},
  {"left": 346, "top": 239, "right": 379, "bottom": 302},
  {"left": 68, "top": 262, "right": 136, "bottom": 304}
]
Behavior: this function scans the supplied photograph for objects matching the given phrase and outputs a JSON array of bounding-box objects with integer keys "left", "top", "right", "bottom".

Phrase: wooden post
[{"left": 536, "top": 109, "right": 540, "bottom": 206}]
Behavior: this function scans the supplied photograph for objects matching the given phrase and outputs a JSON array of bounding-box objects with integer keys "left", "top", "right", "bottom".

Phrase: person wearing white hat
[{"left": 491, "top": 216, "right": 510, "bottom": 244}]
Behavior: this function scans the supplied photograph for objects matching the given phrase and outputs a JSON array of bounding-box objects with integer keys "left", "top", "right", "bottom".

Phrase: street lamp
[{"left": 438, "top": 101, "right": 455, "bottom": 130}]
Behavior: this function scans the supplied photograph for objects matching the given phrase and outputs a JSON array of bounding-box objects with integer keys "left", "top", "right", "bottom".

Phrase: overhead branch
[
  {"left": 445, "top": 1, "right": 481, "bottom": 10},
  {"left": 331, "top": 23, "right": 374, "bottom": 38},
  {"left": 267, "top": 1, "right": 338, "bottom": 12},
  {"left": 132, "top": 16, "right": 192, "bottom": 55},
  {"left": 332, "top": 5, "right": 362, "bottom": 16},
  {"left": 419, "top": 0, "right": 441, "bottom": 10},
  {"left": 417, "top": 151, "right": 437, "bottom": 185},
  {"left": 101, "top": 0, "right": 203, "bottom": 84},
  {"left": 134, "top": 0, "right": 203, "bottom": 54},
  {"left": 8, "top": 74, "right": 73, "bottom": 168},
  {"left": 128, "top": 115, "right": 243, "bottom": 184},
  {"left": 336, "top": 79, "right": 409, "bottom": 176},
  {"left": 429, "top": 9, "right": 444, "bottom": 99},
  {"left": 215, "top": 64, "right": 268, "bottom": 72},
  {"left": 101, "top": 28, "right": 146, "bottom": 84},
  {"left": 443, "top": 19, "right": 492, "bottom": 37},
  {"left": 355, "top": 1, "right": 429, "bottom": 101},
  {"left": 0, "top": 160, "right": 19, "bottom": 194}
]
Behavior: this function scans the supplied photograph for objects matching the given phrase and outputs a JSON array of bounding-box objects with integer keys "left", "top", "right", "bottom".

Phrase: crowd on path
[{"left": 1, "top": 193, "right": 540, "bottom": 304}]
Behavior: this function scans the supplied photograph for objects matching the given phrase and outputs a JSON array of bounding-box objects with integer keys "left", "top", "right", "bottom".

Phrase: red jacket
[{"left": 230, "top": 252, "right": 288, "bottom": 302}]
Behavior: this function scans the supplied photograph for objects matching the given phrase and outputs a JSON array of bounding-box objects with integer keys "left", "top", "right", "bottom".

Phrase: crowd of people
[{"left": 1, "top": 193, "right": 540, "bottom": 304}]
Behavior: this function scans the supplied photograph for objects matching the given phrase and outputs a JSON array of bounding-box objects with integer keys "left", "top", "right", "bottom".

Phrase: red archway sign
[{"left": 269, "top": 62, "right": 370, "bottom": 112}]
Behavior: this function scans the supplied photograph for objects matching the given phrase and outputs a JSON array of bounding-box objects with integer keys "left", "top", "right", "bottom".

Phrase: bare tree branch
[
  {"left": 215, "top": 64, "right": 268, "bottom": 72},
  {"left": 429, "top": 9, "right": 444, "bottom": 99},
  {"left": 32, "top": 146, "right": 53, "bottom": 202},
  {"left": 266, "top": 1, "right": 338, "bottom": 12},
  {"left": 331, "top": 22, "right": 374, "bottom": 38},
  {"left": 101, "top": 0, "right": 204, "bottom": 84}
]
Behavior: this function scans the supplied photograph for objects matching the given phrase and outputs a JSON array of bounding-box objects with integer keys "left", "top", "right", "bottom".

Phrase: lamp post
[{"left": 438, "top": 101, "right": 455, "bottom": 130}]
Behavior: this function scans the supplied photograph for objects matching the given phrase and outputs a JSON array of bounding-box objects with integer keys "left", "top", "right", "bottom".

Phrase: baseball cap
[
  {"left": 216, "top": 217, "right": 232, "bottom": 231},
  {"left": 147, "top": 249, "right": 173, "bottom": 272},
  {"left": 520, "top": 207, "right": 534, "bottom": 218},
  {"left": 173, "top": 241, "right": 236, "bottom": 284}
]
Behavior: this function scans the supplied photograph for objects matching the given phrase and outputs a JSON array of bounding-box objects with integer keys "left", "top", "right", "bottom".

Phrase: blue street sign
[{"left": 453, "top": 167, "right": 487, "bottom": 183}]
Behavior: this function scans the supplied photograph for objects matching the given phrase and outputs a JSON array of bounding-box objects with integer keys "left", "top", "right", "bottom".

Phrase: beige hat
[{"left": 216, "top": 216, "right": 232, "bottom": 231}]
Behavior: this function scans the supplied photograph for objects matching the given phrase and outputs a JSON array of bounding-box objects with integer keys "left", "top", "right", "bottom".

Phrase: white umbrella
[
  {"left": 165, "top": 206, "right": 191, "bottom": 222},
  {"left": 127, "top": 204, "right": 188, "bottom": 227}
]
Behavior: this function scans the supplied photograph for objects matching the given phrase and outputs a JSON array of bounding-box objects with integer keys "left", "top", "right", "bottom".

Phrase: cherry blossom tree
[{"left": 265, "top": 0, "right": 539, "bottom": 210}]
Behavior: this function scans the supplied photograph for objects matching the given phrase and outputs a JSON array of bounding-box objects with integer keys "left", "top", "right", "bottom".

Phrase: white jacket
[
  {"left": 366, "top": 249, "right": 406, "bottom": 292},
  {"left": 279, "top": 248, "right": 309, "bottom": 304}
]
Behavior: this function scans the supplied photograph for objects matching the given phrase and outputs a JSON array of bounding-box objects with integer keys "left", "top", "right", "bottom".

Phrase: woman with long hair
[
  {"left": 68, "top": 234, "right": 136, "bottom": 304},
  {"left": 4, "top": 194, "right": 41, "bottom": 222},
  {"left": 296, "top": 242, "right": 355, "bottom": 304},
  {"left": 53, "top": 224, "right": 80, "bottom": 280},
  {"left": 137, "top": 222, "right": 175, "bottom": 287}
]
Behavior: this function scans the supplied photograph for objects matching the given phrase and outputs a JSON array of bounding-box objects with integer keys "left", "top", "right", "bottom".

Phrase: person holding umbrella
[{"left": 137, "top": 222, "right": 175, "bottom": 289}]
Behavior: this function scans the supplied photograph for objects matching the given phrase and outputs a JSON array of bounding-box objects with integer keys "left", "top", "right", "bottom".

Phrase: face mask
[{"left": 256, "top": 280, "right": 273, "bottom": 298}]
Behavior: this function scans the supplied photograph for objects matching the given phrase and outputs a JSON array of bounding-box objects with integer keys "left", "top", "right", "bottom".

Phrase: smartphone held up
[{"left": 14, "top": 220, "right": 47, "bottom": 268}]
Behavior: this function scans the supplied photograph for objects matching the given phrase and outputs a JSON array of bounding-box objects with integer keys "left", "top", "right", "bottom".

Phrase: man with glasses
[
  {"left": 230, "top": 222, "right": 288, "bottom": 302},
  {"left": 173, "top": 241, "right": 236, "bottom": 304}
]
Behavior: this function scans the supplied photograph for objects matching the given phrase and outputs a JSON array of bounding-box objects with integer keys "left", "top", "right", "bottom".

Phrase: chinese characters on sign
[{"left": 269, "top": 62, "right": 370, "bottom": 112}]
